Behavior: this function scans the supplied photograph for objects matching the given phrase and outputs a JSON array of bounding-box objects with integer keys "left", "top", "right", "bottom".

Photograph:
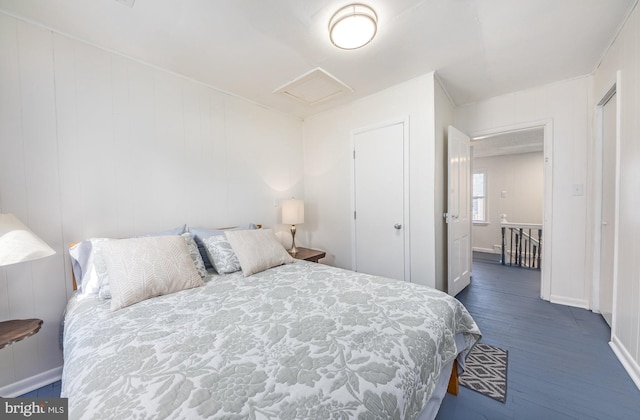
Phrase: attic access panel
[{"left": 273, "top": 68, "right": 353, "bottom": 106}]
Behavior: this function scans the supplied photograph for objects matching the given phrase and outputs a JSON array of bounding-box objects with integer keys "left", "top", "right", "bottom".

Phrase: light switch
[{"left": 500, "top": 190, "right": 508, "bottom": 198}]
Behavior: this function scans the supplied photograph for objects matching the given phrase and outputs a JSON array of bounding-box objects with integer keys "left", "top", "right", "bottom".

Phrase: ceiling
[
  {"left": 472, "top": 128, "right": 544, "bottom": 158},
  {"left": 0, "top": 0, "right": 636, "bottom": 119}
]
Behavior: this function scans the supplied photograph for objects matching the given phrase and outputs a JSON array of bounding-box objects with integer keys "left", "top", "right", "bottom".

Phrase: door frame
[
  {"left": 468, "top": 119, "right": 554, "bottom": 301},
  {"left": 592, "top": 72, "right": 621, "bottom": 331},
  {"left": 350, "top": 116, "right": 411, "bottom": 281}
]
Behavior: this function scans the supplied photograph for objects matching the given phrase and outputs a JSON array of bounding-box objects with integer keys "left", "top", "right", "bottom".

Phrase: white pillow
[
  {"left": 68, "top": 226, "right": 187, "bottom": 295},
  {"left": 225, "top": 229, "right": 294, "bottom": 277},
  {"left": 99, "top": 234, "right": 207, "bottom": 299},
  {"left": 69, "top": 238, "right": 110, "bottom": 294},
  {"left": 101, "top": 236, "right": 204, "bottom": 311}
]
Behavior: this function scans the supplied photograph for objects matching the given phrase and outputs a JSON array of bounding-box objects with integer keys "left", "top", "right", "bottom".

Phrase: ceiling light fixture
[{"left": 329, "top": 3, "right": 378, "bottom": 50}]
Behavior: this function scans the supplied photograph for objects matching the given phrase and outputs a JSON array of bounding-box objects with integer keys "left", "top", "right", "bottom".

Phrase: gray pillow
[
  {"left": 189, "top": 223, "right": 257, "bottom": 269},
  {"left": 202, "top": 235, "right": 241, "bottom": 274}
]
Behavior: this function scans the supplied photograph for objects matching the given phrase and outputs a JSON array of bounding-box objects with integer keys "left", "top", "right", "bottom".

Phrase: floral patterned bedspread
[{"left": 61, "top": 261, "right": 480, "bottom": 419}]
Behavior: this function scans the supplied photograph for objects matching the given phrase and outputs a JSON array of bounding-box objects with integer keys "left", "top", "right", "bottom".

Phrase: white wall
[
  {"left": 0, "top": 14, "right": 303, "bottom": 394},
  {"left": 593, "top": 2, "right": 640, "bottom": 389},
  {"left": 303, "top": 73, "right": 442, "bottom": 288},
  {"left": 455, "top": 76, "right": 593, "bottom": 308},
  {"left": 472, "top": 152, "right": 544, "bottom": 253}
]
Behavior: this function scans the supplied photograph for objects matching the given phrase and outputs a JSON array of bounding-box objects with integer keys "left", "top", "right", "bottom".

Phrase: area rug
[{"left": 459, "top": 342, "right": 508, "bottom": 403}]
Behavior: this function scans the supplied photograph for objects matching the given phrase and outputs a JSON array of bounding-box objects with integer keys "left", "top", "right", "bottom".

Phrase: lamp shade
[
  {"left": 0, "top": 213, "right": 55, "bottom": 267},
  {"left": 282, "top": 199, "right": 304, "bottom": 225}
]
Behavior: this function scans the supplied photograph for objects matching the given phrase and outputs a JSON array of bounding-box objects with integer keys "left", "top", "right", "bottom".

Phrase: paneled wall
[
  {"left": 472, "top": 151, "right": 544, "bottom": 253},
  {"left": 593, "top": 2, "right": 640, "bottom": 389},
  {"left": 0, "top": 14, "right": 303, "bottom": 394},
  {"left": 455, "top": 76, "right": 593, "bottom": 308},
  {"left": 303, "top": 73, "right": 442, "bottom": 288}
]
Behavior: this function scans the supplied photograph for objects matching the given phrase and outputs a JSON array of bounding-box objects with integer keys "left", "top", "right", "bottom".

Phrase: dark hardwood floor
[
  {"left": 437, "top": 253, "right": 640, "bottom": 419},
  {"left": 20, "top": 253, "right": 640, "bottom": 419}
]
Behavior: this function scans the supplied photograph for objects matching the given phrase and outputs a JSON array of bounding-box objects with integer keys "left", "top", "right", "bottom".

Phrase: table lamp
[
  {"left": 0, "top": 213, "right": 56, "bottom": 349},
  {"left": 282, "top": 199, "right": 304, "bottom": 256}
]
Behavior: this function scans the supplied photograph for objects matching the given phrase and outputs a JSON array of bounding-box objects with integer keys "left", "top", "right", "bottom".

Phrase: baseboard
[
  {"left": 549, "top": 294, "right": 590, "bottom": 309},
  {"left": 0, "top": 366, "right": 63, "bottom": 398},
  {"left": 472, "top": 247, "right": 499, "bottom": 254},
  {"left": 610, "top": 335, "right": 640, "bottom": 391}
]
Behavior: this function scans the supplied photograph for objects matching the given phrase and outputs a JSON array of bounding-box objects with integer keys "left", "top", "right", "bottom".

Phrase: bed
[{"left": 61, "top": 226, "right": 481, "bottom": 419}]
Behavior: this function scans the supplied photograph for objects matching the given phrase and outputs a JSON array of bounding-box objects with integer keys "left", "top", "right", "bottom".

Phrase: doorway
[
  {"left": 594, "top": 81, "right": 619, "bottom": 328},
  {"left": 467, "top": 121, "right": 553, "bottom": 301}
]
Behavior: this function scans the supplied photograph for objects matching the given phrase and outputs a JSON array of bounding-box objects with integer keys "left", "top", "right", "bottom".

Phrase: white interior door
[
  {"left": 353, "top": 121, "right": 407, "bottom": 281},
  {"left": 447, "top": 126, "right": 472, "bottom": 296},
  {"left": 600, "top": 92, "right": 616, "bottom": 327}
]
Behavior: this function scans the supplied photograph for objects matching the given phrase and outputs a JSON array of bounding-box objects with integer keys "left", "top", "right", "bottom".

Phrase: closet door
[{"left": 353, "top": 120, "right": 408, "bottom": 281}]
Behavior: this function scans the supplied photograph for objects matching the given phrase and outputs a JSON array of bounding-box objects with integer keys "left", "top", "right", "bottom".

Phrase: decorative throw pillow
[
  {"left": 225, "top": 229, "right": 294, "bottom": 277},
  {"left": 96, "top": 234, "right": 206, "bottom": 299},
  {"left": 69, "top": 226, "right": 187, "bottom": 295},
  {"left": 202, "top": 235, "right": 241, "bottom": 274},
  {"left": 101, "top": 236, "right": 204, "bottom": 311},
  {"left": 189, "top": 223, "right": 258, "bottom": 269}
]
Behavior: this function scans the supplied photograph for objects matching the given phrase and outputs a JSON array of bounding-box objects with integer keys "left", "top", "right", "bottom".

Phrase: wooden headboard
[{"left": 70, "top": 242, "right": 78, "bottom": 291}]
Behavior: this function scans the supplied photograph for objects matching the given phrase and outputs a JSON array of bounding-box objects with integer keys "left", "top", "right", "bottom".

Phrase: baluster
[
  {"left": 528, "top": 228, "right": 532, "bottom": 268},
  {"left": 537, "top": 228, "right": 542, "bottom": 269},
  {"left": 513, "top": 229, "right": 520, "bottom": 265},
  {"left": 510, "top": 228, "right": 515, "bottom": 266},
  {"left": 501, "top": 226, "right": 506, "bottom": 265},
  {"left": 519, "top": 228, "right": 524, "bottom": 267},
  {"left": 525, "top": 229, "right": 529, "bottom": 267}
]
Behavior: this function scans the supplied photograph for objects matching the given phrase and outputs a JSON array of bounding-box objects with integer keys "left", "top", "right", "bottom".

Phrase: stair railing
[{"left": 500, "top": 219, "right": 542, "bottom": 269}]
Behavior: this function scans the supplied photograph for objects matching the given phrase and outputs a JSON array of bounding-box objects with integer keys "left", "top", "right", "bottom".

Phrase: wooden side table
[
  {"left": 0, "top": 319, "right": 43, "bottom": 349},
  {"left": 290, "top": 247, "right": 326, "bottom": 263}
]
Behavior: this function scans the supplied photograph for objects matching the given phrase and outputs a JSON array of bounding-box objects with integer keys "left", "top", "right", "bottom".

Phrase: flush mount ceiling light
[{"left": 329, "top": 3, "right": 378, "bottom": 50}]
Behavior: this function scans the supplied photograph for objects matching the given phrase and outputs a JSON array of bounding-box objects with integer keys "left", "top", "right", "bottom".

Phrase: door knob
[{"left": 394, "top": 224, "right": 402, "bottom": 229}]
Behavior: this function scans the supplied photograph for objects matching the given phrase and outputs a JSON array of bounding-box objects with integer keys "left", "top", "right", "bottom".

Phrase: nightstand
[
  {"left": 0, "top": 319, "right": 43, "bottom": 350},
  {"left": 290, "top": 247, "right": 326, "bottom": 263}
]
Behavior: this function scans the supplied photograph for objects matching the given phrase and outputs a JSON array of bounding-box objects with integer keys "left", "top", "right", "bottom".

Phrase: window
[{"left": 472, "top": 172, "right": 487, "bottom": 222}]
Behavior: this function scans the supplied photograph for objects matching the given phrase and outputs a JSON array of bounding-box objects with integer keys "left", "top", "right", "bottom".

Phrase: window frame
[{"left": 472, "top": 170, "right": 488, "bottom": 224}]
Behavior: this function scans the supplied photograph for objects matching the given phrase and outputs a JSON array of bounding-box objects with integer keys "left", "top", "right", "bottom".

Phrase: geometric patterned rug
[{"left": 459, "top": 343, "right": 508, "bottom": 403}]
